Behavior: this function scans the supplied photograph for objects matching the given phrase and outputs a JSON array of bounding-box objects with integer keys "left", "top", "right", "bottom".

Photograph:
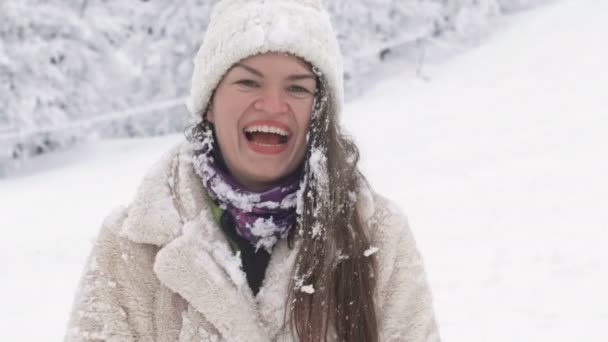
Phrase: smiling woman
[
  {"left": 64, "top": 0, "right": 441, "bottom": 341},
  {"left": 207, "top": 54, "right": 316, "bottom": 191}
]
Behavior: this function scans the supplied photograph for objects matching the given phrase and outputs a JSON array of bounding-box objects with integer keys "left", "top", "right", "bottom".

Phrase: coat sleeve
[
  {"left": 373, "top": 198, "right": 441, "bottom": 342},
  {"left": 64, "top": 207, "right": 159, "bottom": 342}
]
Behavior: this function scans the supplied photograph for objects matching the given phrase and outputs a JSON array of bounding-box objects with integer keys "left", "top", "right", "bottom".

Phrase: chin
[
  {"left": 250, "top": 170, "right": 286, "bottom": 184},
  {"left": 245, "top": 165, "right": 295, "bottom": 185}
]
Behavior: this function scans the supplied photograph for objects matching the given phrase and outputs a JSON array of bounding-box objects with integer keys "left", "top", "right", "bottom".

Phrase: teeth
[
  {"left": 252, "top": 142, "right": 280, "bottom": 147},
  {"left": 244, "top": 125, "right": 289, "bottom": 136}
]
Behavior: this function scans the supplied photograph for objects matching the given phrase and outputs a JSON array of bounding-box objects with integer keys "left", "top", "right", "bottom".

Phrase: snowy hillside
[
  {"left": 1, "top": 0, "right": 607, "bottom": 340},
  {"left": 345, "top": 0, "right": 608, "bottom": 340}
]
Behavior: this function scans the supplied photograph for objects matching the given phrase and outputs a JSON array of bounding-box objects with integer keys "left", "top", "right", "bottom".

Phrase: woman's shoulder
[
  {"left": 355, "top": 184, "right": 424, "bottom": 269},
  {"left": 93, "top": 205, "right": 130, "bottom": 246},
  {"left": 357, "top": 185, "right": 412, "bottom": 239},
  {"left": 87, "top": 204, "right": 159, "bottom": 277},
  {"left": 118, "top": 141, "right": 208, "bottom": 245}
]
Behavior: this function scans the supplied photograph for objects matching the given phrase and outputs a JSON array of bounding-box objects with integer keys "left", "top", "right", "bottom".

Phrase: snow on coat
[{"left": 64, "top": 142, "right": 441, "bottom": 342}]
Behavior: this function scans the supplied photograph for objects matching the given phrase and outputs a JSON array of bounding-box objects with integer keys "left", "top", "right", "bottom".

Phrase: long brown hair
[
  {"left": 186, "top": 75, "right": 378, "bottom": 342},
  {"left": 286, "top": 80, "right": 378, "bottom": 342}
]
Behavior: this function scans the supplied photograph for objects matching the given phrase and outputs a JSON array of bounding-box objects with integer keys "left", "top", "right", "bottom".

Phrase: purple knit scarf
[{"left": 191, "top": 130, "right": 303, "bottom": 252}]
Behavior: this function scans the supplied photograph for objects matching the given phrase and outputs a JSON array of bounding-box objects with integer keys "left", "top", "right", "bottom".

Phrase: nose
[{"left": 254, "top": 88, "right": 289, "bottom": 114}]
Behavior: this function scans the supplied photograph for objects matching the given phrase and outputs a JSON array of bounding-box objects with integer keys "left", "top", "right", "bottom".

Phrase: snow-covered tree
[{"left": 0, "top": 0, "right": 547, "bottom": 176}]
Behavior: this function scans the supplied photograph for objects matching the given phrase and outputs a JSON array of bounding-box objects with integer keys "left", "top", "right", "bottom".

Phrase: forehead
[{"left": 232, "top": 52, "right": 313, "bottom": 74}]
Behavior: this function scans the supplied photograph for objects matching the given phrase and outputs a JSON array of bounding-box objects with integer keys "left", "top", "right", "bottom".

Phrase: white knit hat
[{"left": 188, "top": 0, "right": 344, "bottom": 120}]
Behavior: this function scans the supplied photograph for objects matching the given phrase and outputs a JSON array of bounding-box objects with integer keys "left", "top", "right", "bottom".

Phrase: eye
[
  {"left": 287, "top": 85, "right": 311, "bottom": 94},
  {"left": 236, "top": 79, "right": 260, "bottom": 88}
]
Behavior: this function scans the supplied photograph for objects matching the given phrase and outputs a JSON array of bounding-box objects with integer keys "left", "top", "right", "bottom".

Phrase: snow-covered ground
[{"left": 1, "top": 0, "right": 607, "bottom": 340}]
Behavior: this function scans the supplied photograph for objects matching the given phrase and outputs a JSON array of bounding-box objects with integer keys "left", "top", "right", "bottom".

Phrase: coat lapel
[
  {"left": 121, "top": 143, "right": 272, "bottom": 340},
  {"left": 153, "top": 208, "right": 270, "bottom": 341},
  {"left": 121, "top": 144, "right": 185, "bottom": 245},
  {"left": 255, "top": 238, "right": 300, "bottom": 338}
]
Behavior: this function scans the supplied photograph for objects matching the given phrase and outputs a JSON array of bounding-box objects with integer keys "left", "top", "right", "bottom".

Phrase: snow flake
[
  {"left": 311, "top": 223, "right": 323, "bottom": 238},
  {"left": 336, "top": 249, "right": 350, "bottom": 263},
  {"left": 309, "top": 147, "right": 328, "bottom": 184},
  {"left": 280, "top": 193, "right": 297, "bottom": 209},
  {"left": 301, "top": 284, "right": 315, "bottom": 294},
  {"left": 364, "top": 246, "right": 379, "bottom": 257},
  {"left": 250, "top": 217, "right": 276, "bottom": 237},
  {"left": 257, "top": 201, "right": 280, "bottom": 209},
  {"left": 209, "top": 177, "right": 261, "bottom": 212},
  {"left": 347, "top": 191, "right": 357, "bottom": 205}
]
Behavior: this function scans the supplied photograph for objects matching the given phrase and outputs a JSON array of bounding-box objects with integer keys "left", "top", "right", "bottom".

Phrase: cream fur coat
[{"left": 64, "top": 143, "right": 440, "bottom": 342}]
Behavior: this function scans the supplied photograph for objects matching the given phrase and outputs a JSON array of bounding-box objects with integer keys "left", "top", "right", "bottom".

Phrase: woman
[{"left": 65, "top": 0, "right": 440, "bottom": 341}]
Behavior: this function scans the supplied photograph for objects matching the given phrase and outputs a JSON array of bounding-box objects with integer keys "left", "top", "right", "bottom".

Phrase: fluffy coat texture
[
  {"left": 64, "top": 143, "right": 440, "bottom": 341},
  {"left": 188, "top": 0, "right": 344, "bottom": 119}
]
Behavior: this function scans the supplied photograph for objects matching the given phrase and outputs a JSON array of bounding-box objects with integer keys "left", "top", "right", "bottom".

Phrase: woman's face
[{"left": 207, "top": 52, "right": 317, "bottom": 191}]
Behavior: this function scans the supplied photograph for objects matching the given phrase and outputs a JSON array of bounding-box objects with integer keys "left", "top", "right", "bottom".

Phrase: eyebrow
[{"left": 234, "top": 63, "right": 316, "bottom": 81}]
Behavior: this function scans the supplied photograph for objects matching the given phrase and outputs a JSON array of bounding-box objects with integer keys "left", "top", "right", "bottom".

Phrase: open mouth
[
  {"left": 243, "top": 124, "right": 290, "bottom": 146},
  {"left": 243, "top": 121, "right": 291, "bottom": 154}
]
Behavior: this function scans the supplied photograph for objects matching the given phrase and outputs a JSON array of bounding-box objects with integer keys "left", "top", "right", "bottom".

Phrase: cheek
[
  {"left": 210, "top": 85, "right": 244, "bottom": 118},
  {"left": 293, "top": 100, "right": 314, "bottom": 129},
  {"left": 210, "top": 110, "right": 238, "bottom": 148},
  {"left": 293, "top": 104, "right": 313, "bottom": 155},
  {"left": 212, "top": 98, "right": 247, "bottom": 130}
]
